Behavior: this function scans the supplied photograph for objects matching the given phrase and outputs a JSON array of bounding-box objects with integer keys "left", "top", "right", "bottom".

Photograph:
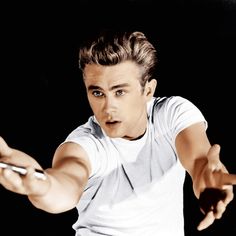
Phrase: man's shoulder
[
  {"left": 150, "top": 96, "right": 188, "bottom": 110},
  {"left": 148, "top": 96, "right": 192, "bottom": 123}
]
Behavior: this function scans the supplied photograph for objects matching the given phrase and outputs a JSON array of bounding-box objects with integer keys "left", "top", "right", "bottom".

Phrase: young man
[{"left": 0, "top": 29, "right": 235, "bottom": 236}]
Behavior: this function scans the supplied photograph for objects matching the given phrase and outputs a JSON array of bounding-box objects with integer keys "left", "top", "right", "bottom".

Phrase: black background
[{"left": 0, "top": 0, "right": 236, "bottom": 235}]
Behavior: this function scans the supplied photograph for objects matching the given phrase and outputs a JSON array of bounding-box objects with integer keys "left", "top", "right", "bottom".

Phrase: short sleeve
[{"left": 153, "top": 96, "right": 207, "bottom": 141}]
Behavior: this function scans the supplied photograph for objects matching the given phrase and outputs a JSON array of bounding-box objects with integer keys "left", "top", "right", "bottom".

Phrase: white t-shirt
[{"left": 65, "top": 96, "right": 207, "bottom": 236}]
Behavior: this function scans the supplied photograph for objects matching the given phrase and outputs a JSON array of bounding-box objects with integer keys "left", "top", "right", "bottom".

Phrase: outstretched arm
[
  {"left": 175, "top": 122, "right": 235, "bottom": 231},
  {"left": 0, "top": 136, "right": 91, "bottom": 213}
]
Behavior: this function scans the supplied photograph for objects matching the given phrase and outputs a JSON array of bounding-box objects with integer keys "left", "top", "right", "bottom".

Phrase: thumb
[
  {"left": 0, "top": 136, "right": 12, "bottom": 156},
  {"left": 207, "top": 144, "right": 222, "bottom": 171}
]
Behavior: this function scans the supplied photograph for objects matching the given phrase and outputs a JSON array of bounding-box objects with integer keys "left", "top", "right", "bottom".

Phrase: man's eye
[
  {"left": 116, "top": 90, "right": 125, "bottom": 96},
  {"left": 92, "top": 91, "right": 103, "bottom": 97}
]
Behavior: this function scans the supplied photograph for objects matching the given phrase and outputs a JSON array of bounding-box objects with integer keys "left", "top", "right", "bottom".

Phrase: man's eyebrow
[
  {"left": 110, "top": 83, "right": 130, "bottom": 90},
  {"left": 87, "top": 85, "right": 102, "bottom": 91},
  {"left": 88, "top": 83, "right": 130, "bottom": 91}
]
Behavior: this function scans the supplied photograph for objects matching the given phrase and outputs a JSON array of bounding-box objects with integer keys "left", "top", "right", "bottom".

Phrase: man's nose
[{"left": 104, "top": 96, "right": 116, "bottom": 115}]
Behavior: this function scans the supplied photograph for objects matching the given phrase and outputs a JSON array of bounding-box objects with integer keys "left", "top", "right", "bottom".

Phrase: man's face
[{"left": 83, "top": 61, "right": 151, "bottom": 140}]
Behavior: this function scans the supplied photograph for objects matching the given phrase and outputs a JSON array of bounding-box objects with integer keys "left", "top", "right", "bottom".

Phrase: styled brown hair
[{"left": 79, "top": 29, "right": 158, "bottom": 88}]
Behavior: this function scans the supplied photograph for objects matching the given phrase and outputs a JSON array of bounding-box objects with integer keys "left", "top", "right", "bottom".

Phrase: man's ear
[{"left": 145, "top": 79, "right": 157, "bottom": 100}]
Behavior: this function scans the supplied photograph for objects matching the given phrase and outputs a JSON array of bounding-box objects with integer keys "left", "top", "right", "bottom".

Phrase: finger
[
  {"left": 23, "top": 167, "right": 49, "bottom": 195},
  {"left": 23, "top": 167, "right": 41, "bottom": 192},
  {"left": 223, "top": 187, "right": 234, "bottom": 205},
  {"left": 197, "top": 211, "right": 215, "bottom": 231},
  {"left": 220, "top": 173, "right": 236, "bottom": 185},
  {"left": 1, "top": 168, "right": 24, "bottom": 193},
  {"left": 207, "top": 144, "right": 222, "bottom": 171},
  {"left": 214, "top": 200, "right": 226, "bottom": 219},
  {"left": 0, "top": 136, "right": 12, "bottom": 156}
]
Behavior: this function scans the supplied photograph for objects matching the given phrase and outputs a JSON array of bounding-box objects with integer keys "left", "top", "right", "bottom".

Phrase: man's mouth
[{"left": 106, "top": 120, "right": 120, "bottom": 125}]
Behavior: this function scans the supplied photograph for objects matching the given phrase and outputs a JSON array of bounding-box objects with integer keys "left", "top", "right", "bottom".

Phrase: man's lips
[{"left": 105, "top": 120, "right": 121, "bottom": 125}]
